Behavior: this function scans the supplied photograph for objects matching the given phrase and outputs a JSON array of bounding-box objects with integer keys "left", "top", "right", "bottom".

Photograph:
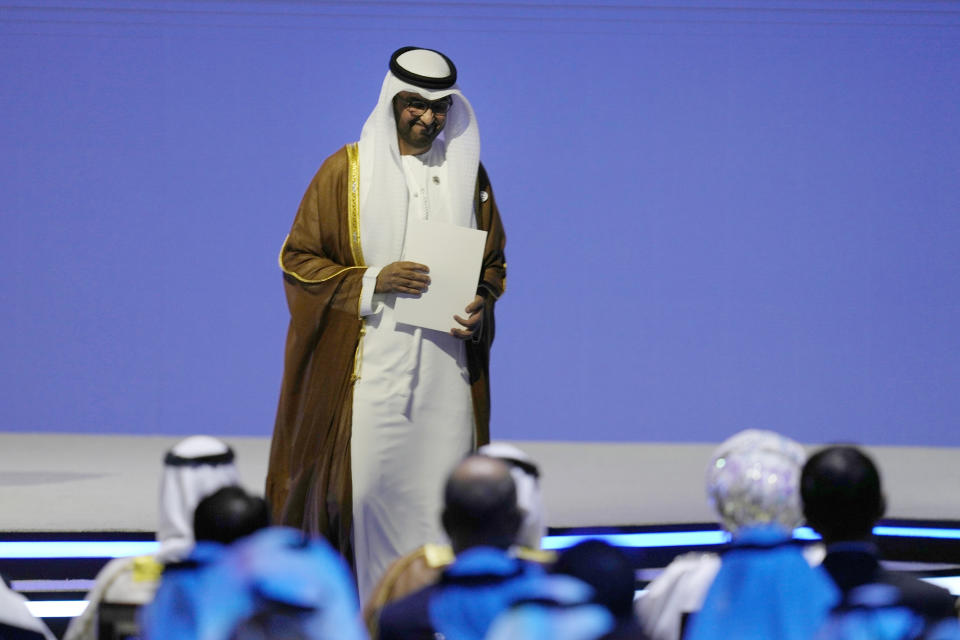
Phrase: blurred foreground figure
[
  {"left": 363, "top": 442, "right": 550, "bottom": 633},
  {"left": 641, "top": 429, "right": 838, "bottom": 640},
  {"left": 192, "top": 486, "right": 271, "bottom": 545},
  {"left": 141, "top": 485, "right": 272, "bottom": 638},
  {"left": 0, "top": 577, "right": 56, "bottom": 640},
  {"left": 815, "top": 584, "right": 960, "bottom": 640},
  {"left": 803, "top": 446, "right": 960, "bottom": 640},
  {"left": 639, "top": 429, "right": 817, "bottom": 640},
  {"left": 479, "top": 442, "right": 548, "bottom": 550},
  {"left": 553, "top": 541, "right": 645, "bottom": 639},
  {"left": 64, "top": 436, "right": 241, "bottom": 640},
  {"left": 377, "top": 455, "right": 544, "bottom": 640},
  {"left": 488, "top": 540, "right": 647, "bottom": 640},
  {"left": 142, "top": 527, "right": 366, "bottom": 640},
  {"left": 684, "top": 521, "right": 838, "bottom": 640}
]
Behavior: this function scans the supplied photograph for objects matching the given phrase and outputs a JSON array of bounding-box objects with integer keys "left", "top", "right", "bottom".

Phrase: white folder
[{"left": 394, "top": 217, "right": 488, "bottom": 333}]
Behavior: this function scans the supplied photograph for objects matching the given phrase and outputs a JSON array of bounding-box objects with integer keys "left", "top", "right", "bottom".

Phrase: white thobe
[{"left": 351, "top": 144, "right": 476, "bottom": 603}]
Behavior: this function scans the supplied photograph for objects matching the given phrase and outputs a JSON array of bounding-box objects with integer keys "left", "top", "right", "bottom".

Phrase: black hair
[
  {"left": 801, "top": 446, "right": 884, "bottom": 542},
  {"left": 554, "top": 539, "right": 636, "bottom": 620},
  {"left": 193, "top": 486, "right": 271, "bottom": 545}
]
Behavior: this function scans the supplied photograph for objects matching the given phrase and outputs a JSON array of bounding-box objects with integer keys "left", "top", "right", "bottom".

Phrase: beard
[{"left": 396, "top": 118, "right": 443, "bottom": 153}]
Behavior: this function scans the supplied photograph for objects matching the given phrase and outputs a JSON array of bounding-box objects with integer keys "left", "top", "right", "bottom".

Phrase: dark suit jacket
[
  {"left": 378, "top": 581, "right": 439, "bottom": 640},
  {"left": 822, "top": 543, "right": 957, "bottom": 620},
  {"left": 377, "top": 546, "right": 543, "bottom": 640}
]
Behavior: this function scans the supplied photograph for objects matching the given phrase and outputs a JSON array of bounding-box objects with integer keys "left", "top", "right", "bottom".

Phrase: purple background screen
[{"left": 2, "top": 2, "right": 958, "bottom": 445}]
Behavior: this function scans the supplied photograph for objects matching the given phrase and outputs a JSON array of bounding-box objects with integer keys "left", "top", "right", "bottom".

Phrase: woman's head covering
[
  {"left": 156, "top": 435, "right": 241, "bottom": 563},
  {"left": 478, "top": 442, "right": 547, "bottom": 549},
  {"left": 706, "top": 429, "right": 806, "bottom": 535},
  {"left": 357, "top": 47, "right": 480, "bottom": 267}
]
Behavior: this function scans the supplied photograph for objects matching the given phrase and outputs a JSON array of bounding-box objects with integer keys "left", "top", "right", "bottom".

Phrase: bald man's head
[{"left": 442, "top": 455, "right": 522, "bottom": 553}]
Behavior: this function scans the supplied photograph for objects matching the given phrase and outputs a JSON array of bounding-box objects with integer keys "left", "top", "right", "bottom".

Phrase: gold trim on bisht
[
  {"left": 274, "top": 144, "right": 368, "bottom": 380},
  {"left": 277, "top": 235, "right": 364, "bottom": 284},
  {"left": 346, "top": 142, "right": 366, "bottom": 383},
  {"left": 346, "top": 142, "right": 365, "bottom": 267},
  {"left": 277, "top": 144, "right": 366, "bottom": 284}
]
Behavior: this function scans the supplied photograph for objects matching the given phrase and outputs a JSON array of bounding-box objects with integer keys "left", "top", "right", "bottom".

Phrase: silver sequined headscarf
[{"left": 706, "top": 429, "right": 806, "bottom": 535}]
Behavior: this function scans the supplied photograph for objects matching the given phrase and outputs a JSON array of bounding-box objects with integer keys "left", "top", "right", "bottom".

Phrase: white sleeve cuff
[{"left": 359, "top": 267, "right": 384, "bottom": 317}]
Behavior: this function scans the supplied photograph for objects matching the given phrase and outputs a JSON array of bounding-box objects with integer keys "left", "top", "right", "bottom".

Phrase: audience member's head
[
  {"left": 706, "top": 429, "right": 806, "bottom": 536},
  {"left": 442, "top": 455, "right": 521, "bottom": 554},
  {"left": 687, "top": 436, "right": 842, "bottom": 640},
  {"left": 157, "top": 435, "right": 242, "bottom": 562},
  {"left": 478, "top": 442, "right": 546, "bottom": 549},
  {"left": 193, "top": 486, "right": 270, "bottom": 546},
  {"left": 553, "top": 540, "right": 636, "bottom": 622},
  {"left": 801, "top": 445, "right": 885, "bottom": 544}
]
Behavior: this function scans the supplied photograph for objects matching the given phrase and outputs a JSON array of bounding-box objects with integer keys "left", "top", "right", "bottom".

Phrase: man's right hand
[{"left": 375, "top": 261, "right": 430, "bottom": 294}]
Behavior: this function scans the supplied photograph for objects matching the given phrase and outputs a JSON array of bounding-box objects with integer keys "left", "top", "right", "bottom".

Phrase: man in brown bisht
[{"left": 266, "top": 46, "right": 506, "bottom": 602}]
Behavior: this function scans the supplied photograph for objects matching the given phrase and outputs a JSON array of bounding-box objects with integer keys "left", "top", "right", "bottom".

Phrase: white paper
[{"left": 394, "top": 217, "right": 488, "bottom": 333}]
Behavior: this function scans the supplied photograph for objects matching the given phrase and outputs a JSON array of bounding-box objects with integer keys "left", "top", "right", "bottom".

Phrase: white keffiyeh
[
  {"left": 156, "top": 435, "right": 241, "bottom": 563},
  {"left": 357, "top": 70, "right": 480, "bottom": 268}
]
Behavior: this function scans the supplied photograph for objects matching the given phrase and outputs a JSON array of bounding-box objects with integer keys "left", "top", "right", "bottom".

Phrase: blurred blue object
[
  {"left": 684, "top": 525, "right": 839, "bottom": 640},
  {"left": 139, "top": 527, "right": 365, "bottom": 640}
]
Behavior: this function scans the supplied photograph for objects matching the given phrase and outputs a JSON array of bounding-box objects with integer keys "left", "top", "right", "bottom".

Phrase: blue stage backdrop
[{"left": 2, "top": 1, "right": 958, "bottom": 446}]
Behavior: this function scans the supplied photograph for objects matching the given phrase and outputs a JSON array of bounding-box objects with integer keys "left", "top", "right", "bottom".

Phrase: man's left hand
[{"left": 451, "top": 295, "right": 484, "bottom": 339}]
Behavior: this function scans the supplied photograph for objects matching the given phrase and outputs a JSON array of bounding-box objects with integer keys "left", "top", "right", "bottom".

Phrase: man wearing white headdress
[
  {"left": 64, "top": 436, "right": 241, "bottom": 640},
  {"left": 478, "top": 442, "right": 547, "bottom": 551},
  {"left": 266, "top": 46, "right": 507, "bottom": 602}
]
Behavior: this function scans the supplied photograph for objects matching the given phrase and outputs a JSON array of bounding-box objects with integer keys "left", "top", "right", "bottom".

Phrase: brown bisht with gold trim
[{"left": 265, "top": 143, "right": 506, "bottom": 564}]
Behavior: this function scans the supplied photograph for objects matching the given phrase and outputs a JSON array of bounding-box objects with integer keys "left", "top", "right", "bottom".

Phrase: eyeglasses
[{"left": 399, "top": 96, "right": 453, "bottom": 117}]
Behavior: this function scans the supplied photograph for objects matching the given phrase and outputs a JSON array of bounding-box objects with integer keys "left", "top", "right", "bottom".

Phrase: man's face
[{"left": 392, "top": 91, "right": 451, "bottom": 155}]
